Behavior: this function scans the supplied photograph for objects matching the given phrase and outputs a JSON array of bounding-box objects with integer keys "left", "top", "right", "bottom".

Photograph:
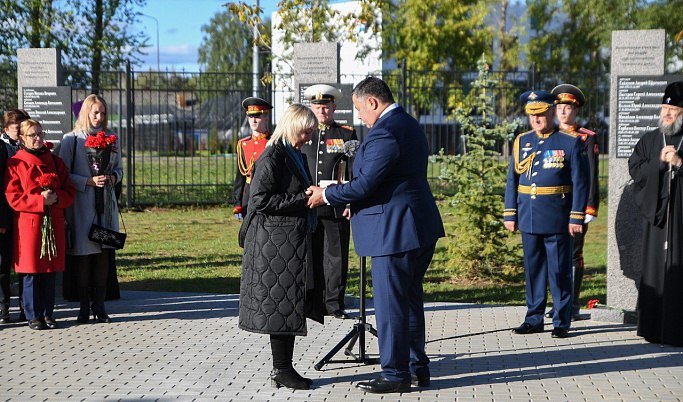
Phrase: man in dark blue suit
[
  {"left": 504, "top": 90, "right": 589, "bottom": 339},
  {"left": 307, "top": 77, "right": 444, "bottom": 393}
]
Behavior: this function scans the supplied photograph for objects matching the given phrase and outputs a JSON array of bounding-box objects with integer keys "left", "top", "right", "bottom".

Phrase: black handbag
[
  {"left": 88, "top": 207, "right": 127, "bottom": 250},
  {"left": 88, "top": 222, "right": 126, "bottom": 249},
  {"left": 65, "top": 222, "right": 73, "bottom": 249}
]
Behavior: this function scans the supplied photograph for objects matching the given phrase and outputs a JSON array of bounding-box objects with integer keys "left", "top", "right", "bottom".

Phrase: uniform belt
[{"left": 518, "top": 184, "right": 572, "bottom": 196}]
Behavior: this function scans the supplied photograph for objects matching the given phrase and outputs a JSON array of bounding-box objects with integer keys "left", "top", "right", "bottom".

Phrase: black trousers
[
  {"left": 311, "top": 217, "right": 350, "bottom": 313},
  {"left": 572, "top": 229, "right": 586, "bottom": 314},
  {"left": 270, "top": 335, "right": 295, "bottom": 369}
]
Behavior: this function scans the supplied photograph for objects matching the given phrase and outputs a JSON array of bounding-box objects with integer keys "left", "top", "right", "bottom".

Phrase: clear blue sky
[{"left": 135, "top": 0, "right": 279, "bottom": 72}]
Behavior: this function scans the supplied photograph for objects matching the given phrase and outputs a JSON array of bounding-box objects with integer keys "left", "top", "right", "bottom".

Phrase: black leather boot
[
  {"left": 92, "top": 287, "right": 111, "bottom": 323},
  {"left": 77, "top": 287, "right": 90, "bottom": 323},
  {"left": 270, "top": 368, "right": 311, "bottom": 390},
  {"left": 0, "top": 308, "right": 9, "bottom": 324}
]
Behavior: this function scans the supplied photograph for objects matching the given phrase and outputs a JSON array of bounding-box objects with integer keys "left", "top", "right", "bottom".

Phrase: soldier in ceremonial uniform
[
  {"left": 543, "top": 84, "right": 600, "bottom": 320},
  {"left": 233, "top": 97, "right": 272, "bottom": 220},
  {"left": 504, "top": 90, "right": 589, "bottom": 338},
  {"left": 302, "top": 84, "right": 358, "bottom": 319}
]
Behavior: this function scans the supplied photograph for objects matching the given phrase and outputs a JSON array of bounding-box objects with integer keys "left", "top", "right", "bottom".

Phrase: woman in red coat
[{"left": 5, "top": 119, "right": 75, "bottom": 330}]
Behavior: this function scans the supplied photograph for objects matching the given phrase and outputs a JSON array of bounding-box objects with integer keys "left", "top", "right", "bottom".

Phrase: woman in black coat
[{"left": 238, "top": 104, "right": 325, "bottom": 390}]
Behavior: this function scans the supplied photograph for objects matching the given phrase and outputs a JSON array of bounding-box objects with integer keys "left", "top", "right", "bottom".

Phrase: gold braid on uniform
[
  {"left": 513, "top": 134, "right": 535, "bottom": 179},
  {"left": 237, "top": 141, "right": 255, "bottom": 177}
]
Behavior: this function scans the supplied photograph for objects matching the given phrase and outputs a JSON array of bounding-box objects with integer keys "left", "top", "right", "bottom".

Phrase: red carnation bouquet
[
  {"left": 85, "top": 131, "right": 118, "bottom": 224},
  {"left": 36, "top": 173, "right": 60, "bottom": 260}
]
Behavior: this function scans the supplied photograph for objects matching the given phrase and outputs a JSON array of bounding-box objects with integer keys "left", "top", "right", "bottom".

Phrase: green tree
[
  {"left": 381, "top": 0, "right": 491, "bottom": 72},
  {"left": 65, "top": 0, "right": 148, "bottom": 91},
  {"left": 198, "top": 10, "right": 271, "bottom": 74},
  {"left": 227, "top": 0, "right": 364, "bottom": 74},
  {"left": 523, "top": 0, "right": 682, "bottom": 73},
  {"left": 0, "top": 0, "right": 148, "bottom": 91},
  {"left": 524, "top": 0, "right": 563, "bottom": 70},
  {"left": 635, "top": 0, "right": 683, "bottom": 73},
  {"left": 0, "top": 0, "right": 64, "bottom": 66},
  {"left": 493, "top": 0, "right": 523, "bottom": 71},
  {"left": 433, "top": 55, "right": 523, "bottom": 278}
]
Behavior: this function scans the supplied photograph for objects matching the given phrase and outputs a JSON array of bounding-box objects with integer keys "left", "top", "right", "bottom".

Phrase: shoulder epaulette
[
  {"left": 519, "top": 129, "right": 535, "bottom": 138},
  {"left": 340, "top": 125, "right": 354, "bottom": 131},
  {"left": 578, "top": 127, "right": 595, "bottom": 135},
  {"left": 559, "top": 129, "right": 579, "bottom": 138},
  {"left": 238, "top": 136, "right": 252, "bottom": 143}
]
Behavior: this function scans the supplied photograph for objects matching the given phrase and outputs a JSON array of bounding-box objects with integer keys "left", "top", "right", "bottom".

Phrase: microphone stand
[{"left": 314, "top": 256, "right": 379, "bottom": 370}]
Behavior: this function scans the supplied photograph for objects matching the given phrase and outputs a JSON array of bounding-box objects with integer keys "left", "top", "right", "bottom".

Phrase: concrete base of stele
[{"left": 591, "top": 307, "right": 638, "bottom": 324}]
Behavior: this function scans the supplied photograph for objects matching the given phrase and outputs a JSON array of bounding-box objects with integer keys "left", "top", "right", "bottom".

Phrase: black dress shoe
[
  {"left": 551, "top": 327, "right": 569, "bottom": 338},
  {"left": 545, "top": 308, "right": 554, "bottom": 318},
  {"left": 356, "top": 376, "right": 411, "bottom": 394},
  {"left": 411, "top": 374, "right": 430, "bottom": 387},
  {"left": 0, "top": 309, "right": 10, "bottom": 324},
  {"left": 270, "top": 368, "right": 310, "bottom": 390},
  {"left": 512, "top": 323, "right": 544, "bottom": 334},
  {"left": 331, "top": 309, "right": 351, "bottom": 319},
  {"left": 27, "top": 319, "right": 46, "bottom": 330},
  {"left": 44, "top": 316, "right": 59, "bottom": 329}
]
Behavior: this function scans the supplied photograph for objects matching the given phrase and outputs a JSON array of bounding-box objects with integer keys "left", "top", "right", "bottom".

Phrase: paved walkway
[{"left": 1, "top": 291, "right": 682, "bottom": 401}]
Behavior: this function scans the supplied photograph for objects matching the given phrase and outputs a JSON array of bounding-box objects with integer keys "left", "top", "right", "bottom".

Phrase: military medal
[{"left": 326, "top": 139, "right": 344, "bottom": 153}]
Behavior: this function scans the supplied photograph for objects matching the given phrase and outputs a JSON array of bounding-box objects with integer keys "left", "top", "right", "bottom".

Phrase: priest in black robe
[{"left": 628, "top": 81, "right": 683, "bottom": 347}]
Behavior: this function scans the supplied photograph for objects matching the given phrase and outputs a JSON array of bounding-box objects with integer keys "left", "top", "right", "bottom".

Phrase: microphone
[
  {"left": 335, "top": 140, "right": 360, "bottom": 184},
  {"left": 343, "top": 140, "right": 360, "bottom": 157}
]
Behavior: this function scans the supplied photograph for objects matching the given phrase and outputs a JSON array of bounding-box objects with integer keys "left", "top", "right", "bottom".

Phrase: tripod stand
[{"left": 314, "top": 256, "right": 379, "bottom": 371}]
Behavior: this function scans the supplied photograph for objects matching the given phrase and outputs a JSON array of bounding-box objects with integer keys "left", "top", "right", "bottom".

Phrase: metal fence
[{"left": 0, "top": 64, "right": 610, "bottom": 206}]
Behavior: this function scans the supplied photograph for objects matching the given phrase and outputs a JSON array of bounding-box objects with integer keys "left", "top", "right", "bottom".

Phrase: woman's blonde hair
[
  {"left": 268, "top": 104, "right": 317, "bottom": 147},
  {"left": 74, "top": 94, "right": 108, "bottom": 132},
  {"left": 19, "top": 119, "right": 41, "bottom": 137}
]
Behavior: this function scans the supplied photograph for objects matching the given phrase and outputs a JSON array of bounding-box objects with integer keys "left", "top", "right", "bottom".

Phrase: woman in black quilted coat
[{"left": 238, "top": 104, "right": 325, "bottom": 390}]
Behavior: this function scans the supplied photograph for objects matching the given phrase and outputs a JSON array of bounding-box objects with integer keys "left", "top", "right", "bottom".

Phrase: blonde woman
[
  {"left": 59, "top": 94, "right": 122, "bottom": 324},
  {"left": 238, "top": 104, "right": 325, "bottom": 390}
]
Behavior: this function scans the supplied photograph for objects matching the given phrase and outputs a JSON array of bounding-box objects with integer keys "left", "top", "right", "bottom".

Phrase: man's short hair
[
  {"left": 353, "top": 77, "right": 395, "bottom": 105},
  {"left": 3, "top": 109, "right": 30, "bottom": 129}
]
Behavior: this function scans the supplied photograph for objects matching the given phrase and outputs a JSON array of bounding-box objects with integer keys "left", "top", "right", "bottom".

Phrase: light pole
[{"left": 140, "top": 13, "right": 160, "bottom": 72}]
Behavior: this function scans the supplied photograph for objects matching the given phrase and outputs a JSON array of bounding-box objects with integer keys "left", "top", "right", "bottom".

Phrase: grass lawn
[{"left": 117, "top": 198, "right": 607, "bottom": 308}]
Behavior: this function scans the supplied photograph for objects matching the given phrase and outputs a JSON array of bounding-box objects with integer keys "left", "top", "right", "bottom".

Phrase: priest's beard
[{"left": 660, "top": 112, "right": 683, "bottom": 136}]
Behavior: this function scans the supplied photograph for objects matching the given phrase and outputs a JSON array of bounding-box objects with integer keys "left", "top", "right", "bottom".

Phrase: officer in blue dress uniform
[
  {"left": 301, "top": 84, "right": 358, "bottom": 319},
  {"left": 504, "top": 90, "right": 590, "bottom": 338}
]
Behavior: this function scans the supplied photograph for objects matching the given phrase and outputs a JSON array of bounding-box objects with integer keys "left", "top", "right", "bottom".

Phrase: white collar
[{"left": 378, "top": 103, "right": 399, "bottom": 120}]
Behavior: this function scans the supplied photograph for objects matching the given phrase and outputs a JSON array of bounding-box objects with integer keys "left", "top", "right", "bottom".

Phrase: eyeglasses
[{"left": 24, "top": 131, "right": 45, "bottom": 139}]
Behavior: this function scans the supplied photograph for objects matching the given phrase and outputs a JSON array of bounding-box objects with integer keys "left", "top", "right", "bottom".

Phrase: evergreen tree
[{"left": 433, "top": 55, "right": 523, "bottom": 278}]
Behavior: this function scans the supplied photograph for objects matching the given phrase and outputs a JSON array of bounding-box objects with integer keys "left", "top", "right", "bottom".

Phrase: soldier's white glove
[{"left": 234, "top": 213, "right": 243, "bottom": 220}]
